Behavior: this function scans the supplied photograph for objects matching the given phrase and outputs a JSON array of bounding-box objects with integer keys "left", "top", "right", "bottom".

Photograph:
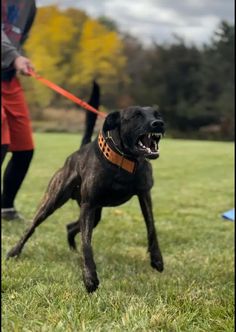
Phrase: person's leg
[
  {"left": 1, "top": 106, "right": 10, "bottom": 165},
  {"left": 1, "top": 78, "right": 34, "bottom": 220},
  {"left": 1, "top": 145, "right": 9, "bottom": 165},
  {"left": 2, "top": 150, "right": 34, "bottom": 209}
]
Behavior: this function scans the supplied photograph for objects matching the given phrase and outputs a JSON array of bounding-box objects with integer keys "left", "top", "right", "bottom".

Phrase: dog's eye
[
  {"left": 154, "top": 110, "right": 160, "bottom": 118},
  {"left": 134, "top": 110, "right": 143, "bottom": 118}
]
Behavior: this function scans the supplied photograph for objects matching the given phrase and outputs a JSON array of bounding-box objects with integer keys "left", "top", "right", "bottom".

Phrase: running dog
[{"left": 7, "top": 99, "right": 165, "bottom": 293}]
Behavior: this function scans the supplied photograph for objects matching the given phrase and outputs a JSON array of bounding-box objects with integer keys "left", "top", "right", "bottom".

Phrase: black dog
[{"left": 7, "top": 102, "right": 165, "bottom": 293}]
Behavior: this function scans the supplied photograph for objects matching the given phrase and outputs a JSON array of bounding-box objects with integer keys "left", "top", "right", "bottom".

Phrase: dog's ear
[{"left": 103, "top": 111, "right": 121, "bottom": 132}]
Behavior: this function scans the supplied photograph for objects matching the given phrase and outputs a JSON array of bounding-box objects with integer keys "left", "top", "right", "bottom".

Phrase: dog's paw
[
  {"left": 151, "top": 255, "right": 164, "bottom": 272},
  {"left": 83, "top": 271, "right": 100, "bottom": 293},
  {"left": 6, "top": 245, "right": 21, "bottom": 260}
]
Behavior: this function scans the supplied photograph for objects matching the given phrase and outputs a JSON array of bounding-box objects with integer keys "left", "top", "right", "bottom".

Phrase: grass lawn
[{"left": 2, "top": 133, "right": 234, "bottom": 332}]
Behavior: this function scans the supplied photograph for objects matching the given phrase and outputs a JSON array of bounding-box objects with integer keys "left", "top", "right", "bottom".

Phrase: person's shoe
[{"left": 1, "top": 208, "right": 24, "bottom": 221}]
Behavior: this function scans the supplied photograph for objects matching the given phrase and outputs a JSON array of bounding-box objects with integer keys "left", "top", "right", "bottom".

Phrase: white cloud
[{"left": 36, "top": 0, "right": 234, "bottom": 45}]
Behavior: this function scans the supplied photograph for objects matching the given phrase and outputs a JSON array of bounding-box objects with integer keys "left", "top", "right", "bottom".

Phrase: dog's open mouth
[{"left": 136, "top": 133, "right": 162, "bottom": 158}]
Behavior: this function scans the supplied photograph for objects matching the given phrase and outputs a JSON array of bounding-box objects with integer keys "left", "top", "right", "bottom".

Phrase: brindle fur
[{"left": 7, "top": 102, "right": 165, "bottom": 293}]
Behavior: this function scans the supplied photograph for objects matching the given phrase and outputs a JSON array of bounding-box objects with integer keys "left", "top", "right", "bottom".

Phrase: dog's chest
[
  {"left": 93, "top": 175, "right": 136, "bottom": 207},
  {"left": 98, "top": 188, "right": 134, "bottom": 207}
]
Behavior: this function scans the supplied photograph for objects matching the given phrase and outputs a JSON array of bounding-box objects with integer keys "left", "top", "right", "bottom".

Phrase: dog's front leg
[
  {"left": 138, "top": 191, "right": 164, "bottom": 272},
  {"left": 80, "top": 203, "right": 99, "bottom": 293}
]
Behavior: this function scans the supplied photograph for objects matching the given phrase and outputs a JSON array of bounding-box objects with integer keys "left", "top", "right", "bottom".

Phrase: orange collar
[{"left": 98, "top": 132, "right": 136, "bottom": 173}]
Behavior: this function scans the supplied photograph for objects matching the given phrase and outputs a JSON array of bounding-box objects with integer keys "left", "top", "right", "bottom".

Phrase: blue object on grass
[{"left": 222, "top": 208, "right": 235, "bottom": 221}]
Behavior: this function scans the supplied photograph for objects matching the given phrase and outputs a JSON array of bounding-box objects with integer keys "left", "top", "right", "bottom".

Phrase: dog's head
[{"left": 103, "top": 106, "right": 165, "bottom": 159}]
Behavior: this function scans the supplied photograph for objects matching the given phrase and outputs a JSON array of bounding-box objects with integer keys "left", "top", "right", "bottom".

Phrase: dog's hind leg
[
  {"left": 138, "top": 191, "right": 164, "bottom": 272},
  {"left": 67, "top": 207, "right": 102, "bottom": 251},
  {"left": 6, "top": 168, "right": 78, "bottom": 260}
]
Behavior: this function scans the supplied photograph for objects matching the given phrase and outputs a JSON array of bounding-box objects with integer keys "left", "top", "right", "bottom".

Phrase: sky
[{"left": 37, "top": 0, "right": 235, "bottom": 46}]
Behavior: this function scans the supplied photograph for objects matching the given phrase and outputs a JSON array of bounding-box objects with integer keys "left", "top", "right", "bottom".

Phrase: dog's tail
[{"left": 80, "top": 80, "right": 100, "bottom": 147}]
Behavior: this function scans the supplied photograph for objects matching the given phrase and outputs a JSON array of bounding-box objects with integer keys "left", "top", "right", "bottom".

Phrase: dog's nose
[{"left": 150, "top": 120, "right": 164, "bottom": 129}]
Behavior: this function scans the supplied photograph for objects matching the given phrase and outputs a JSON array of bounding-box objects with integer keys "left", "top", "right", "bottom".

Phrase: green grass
[{"left": 2, "top": 133, "right": 234, "bottom": 332}]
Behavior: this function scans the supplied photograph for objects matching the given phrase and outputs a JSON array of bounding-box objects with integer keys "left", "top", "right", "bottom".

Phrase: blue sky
[{"left": 37, "top": 0, "right": 234, "bottom": 46}]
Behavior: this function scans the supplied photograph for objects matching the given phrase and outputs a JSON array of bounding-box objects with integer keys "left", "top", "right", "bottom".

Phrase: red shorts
[{"left": 1, "top": 77, "right": 34, "bottom": 151}]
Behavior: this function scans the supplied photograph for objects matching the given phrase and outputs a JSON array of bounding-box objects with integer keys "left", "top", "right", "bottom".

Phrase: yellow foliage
[
  {"left": 23, "top": 6, "right": 128, "bottom": 108},
  {"left": 70, "top": 19, "right": 128, "bottom": 92}
]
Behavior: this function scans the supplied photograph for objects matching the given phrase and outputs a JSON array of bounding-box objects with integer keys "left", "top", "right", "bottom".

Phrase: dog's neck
[{"left": 97, "top": 130, "right": 137, "bottom": 173}]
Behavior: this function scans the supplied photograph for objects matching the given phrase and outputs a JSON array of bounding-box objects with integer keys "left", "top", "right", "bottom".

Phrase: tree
[
  {"left": 23, "top": 6, "right": 77, "bottom": 108},
  {"left": 69, "top": 18, "right": 128, "bottom": 105},
  {"left": 197, "top": 21, "right": 235, "bottom": 138},
  {"left": 22, "top": 7, "right": 128, "bottom": 109}
]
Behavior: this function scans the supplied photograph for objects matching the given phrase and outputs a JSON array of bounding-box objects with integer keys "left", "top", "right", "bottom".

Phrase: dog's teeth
[
  {"left": 151, "top": 133, "right": 159, "bottom": 138},
  {"left": 138, "top": 140, "right": 145, "bottom": 148},
  {"left": 148, "top": 134, "right": 151, "bottom": 139}
]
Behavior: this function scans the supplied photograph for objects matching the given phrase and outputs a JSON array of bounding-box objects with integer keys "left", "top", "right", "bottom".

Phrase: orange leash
[{"left": 29, "top": 70, "right": 106, "bottom": 118}]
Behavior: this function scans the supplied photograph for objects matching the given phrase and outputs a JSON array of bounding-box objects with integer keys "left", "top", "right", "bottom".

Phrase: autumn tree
[
  {"left": 22, "top": 6, "right": 128, "bottom": 109},
  {"left": 68, "top": 18, "right": 128, "bottom": 105}
]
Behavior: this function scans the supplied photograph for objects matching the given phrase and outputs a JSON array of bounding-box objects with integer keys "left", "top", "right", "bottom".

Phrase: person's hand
[{"left": 13, "top": 56, "right": 34, "bottom": 75}]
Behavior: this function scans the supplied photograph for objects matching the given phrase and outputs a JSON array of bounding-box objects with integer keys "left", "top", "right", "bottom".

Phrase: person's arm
[
  {"left": 2, "top": 2, "right": 36, "bottom": 75},
  {"left": 1, "top": 30, "right": 20, "bottom": 69},
  {"left": 2, "top": 31, "right": 34, "bottom": 75}
]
